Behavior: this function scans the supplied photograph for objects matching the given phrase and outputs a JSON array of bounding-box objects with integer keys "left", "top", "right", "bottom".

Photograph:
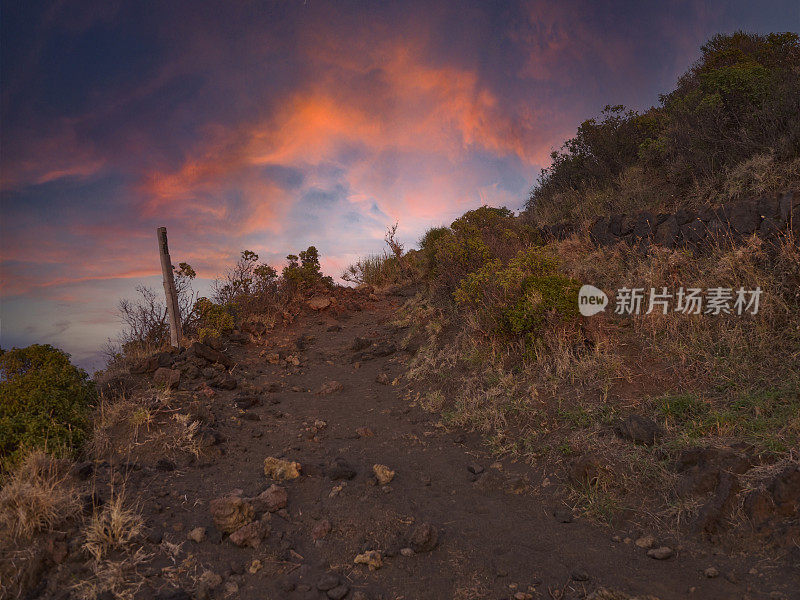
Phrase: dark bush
[{"left": 528, "top": 105, "right": 649, "bottom": 215}]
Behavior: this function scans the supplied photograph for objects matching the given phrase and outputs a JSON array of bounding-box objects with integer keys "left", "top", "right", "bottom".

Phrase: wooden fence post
[{"left": 157, "top": 227, "right": 182, "bottom": 347}]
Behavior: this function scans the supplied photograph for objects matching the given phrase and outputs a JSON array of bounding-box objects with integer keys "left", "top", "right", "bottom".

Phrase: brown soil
[{"left": 22, "top": 294, "right": 800, "bottom": 600}]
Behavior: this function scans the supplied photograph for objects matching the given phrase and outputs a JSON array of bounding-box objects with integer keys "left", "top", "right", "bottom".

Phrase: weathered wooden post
[{"left": 157, "top": 227, "right": 182, "bottom": 347}]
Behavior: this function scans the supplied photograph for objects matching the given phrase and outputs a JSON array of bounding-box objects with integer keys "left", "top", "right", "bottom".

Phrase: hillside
[{"left": 2, "top": 290, "right": 798, "bottom": 600}]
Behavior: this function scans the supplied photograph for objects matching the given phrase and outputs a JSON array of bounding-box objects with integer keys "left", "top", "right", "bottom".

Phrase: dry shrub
[{"left": 0, "top": 451, "right": 80, "bottom": 541}]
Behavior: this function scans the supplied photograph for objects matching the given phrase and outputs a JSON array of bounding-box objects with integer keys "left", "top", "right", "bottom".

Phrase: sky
[{"left": 1, "top": 0, "right": 798, "bottom": 370}]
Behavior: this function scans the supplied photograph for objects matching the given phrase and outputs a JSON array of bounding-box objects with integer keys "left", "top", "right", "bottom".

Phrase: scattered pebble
[
  {"left": 248, "top": 559, "right": 262, "bottom": 574},
  {"left": 187, "top": 527, "right": 206, "bottom": 543},
  {"left": 635, "top": 534, "right": 656, "bottom": 549},
  {"left": 409, "top": 522, "right": 439, "bottom": 552},
  {"left": 354, "top": 550, "right": 383, "bottom": 570},
  {"left": 704, "top": 567, "right": 720, "bottom": 578},
  {"left": 263, "top": 457, "right": 301, "bottom": 480},
  {"left": 373, "top": 464, "right": 395, "bottom": 485}
]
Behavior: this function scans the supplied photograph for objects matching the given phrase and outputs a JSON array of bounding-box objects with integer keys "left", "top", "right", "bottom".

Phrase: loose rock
[
  {"left": 209, "top": 495, "right": 254, "bottom": 534},
  {"left": 647, "top": 546, "right": 674, "bottom": 560},
  {"left": 229, "top": 519, "right": 269, "bottom": 548},
  {"left": 307, "top": 296, "right": 333, "bottom": 310},
  {"left": 614, "top": 415, "right": 663, "bottom": 446},
  {"left": 409, "top": 522, "right": 439, "bottom": 552},
  {"left": 327, "top": 585, "right": 350, "bottom": 600},
  {"left": 317, "top": 380, "right": 344, "bottom": 394},
  {"left": 251, "top": 484, "right": 288, "bottom": 513},
  {"left": 312, "top": 519, "right": 332, "bottom": 540},
  {"left": 264, "top": 457, "right": 302, "bottom": 480},
  {"left": 187, "top": 527, "right": 206, "bottom": 543},
  {"left": 154, "top": 367, "right": 181, "bottom": 390},
  {"left": 327, "top": 457, "right": 357, "bottom": 480}
]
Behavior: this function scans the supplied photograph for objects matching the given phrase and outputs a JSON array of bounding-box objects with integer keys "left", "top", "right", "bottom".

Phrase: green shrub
[
  {"left": 0, "top": 345, "right": 96, "bottom": 468},
  {"left": 193, "top": 297, "right": 235, "bottom": 340},
  {"left": 419, "top": 226, "right": 450, "bottom": 269},
  {"left": 454, "top": 248, "right": 580, "bottom": 341}
]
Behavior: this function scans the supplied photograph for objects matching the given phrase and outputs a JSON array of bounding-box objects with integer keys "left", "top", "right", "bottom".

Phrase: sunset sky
[{"left": 1, "top": 0, "right": 798, "bottom": 369}]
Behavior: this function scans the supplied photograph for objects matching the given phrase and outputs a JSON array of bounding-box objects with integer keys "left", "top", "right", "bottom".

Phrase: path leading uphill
[{"left": 111, "top": 293, "right": 797, "bottom": 600}]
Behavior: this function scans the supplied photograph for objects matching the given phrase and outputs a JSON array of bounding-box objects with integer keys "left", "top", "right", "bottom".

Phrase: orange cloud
[{"left": 138, "top": 38, "right": 553, "bottom": 244}]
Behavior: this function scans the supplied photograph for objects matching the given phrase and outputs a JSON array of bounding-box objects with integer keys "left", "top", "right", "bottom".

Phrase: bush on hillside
[
  {"left": 342, "top": 253, "right": 405, "bottom": 287},
  {"left": 342, "top": 223, "right": 420, "bottom": 287},
  {"left": 454, "top": 248, "right": 580, "bottom": 342},
  {"left": 422, "top": 206, "right": 541, "bottom": 293},
  {"left": 213, "top": 250, "right": 279, "bottom": 309},
  {"left": 0, "top": 345, "right": 96, "bottom": 468}
]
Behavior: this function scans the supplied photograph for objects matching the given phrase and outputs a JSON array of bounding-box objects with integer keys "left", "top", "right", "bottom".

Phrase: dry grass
[
  {"left": 400, "top": 227, "right": 799, "bottom": 535},
  {"left": 83, "top": 492, "right": 144, "bottom": 562},
  {"left": 0, "top": 451, "right": 81, "bottom": 541},
  {"left": 91, "top": 387, "right": 204, "bottom": 462},
  {"left": 72, "top": 548, "right": 149, "bottom": 600}
]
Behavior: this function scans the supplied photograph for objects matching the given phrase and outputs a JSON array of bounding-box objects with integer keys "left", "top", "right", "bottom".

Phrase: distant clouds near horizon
[{"left": 1, "top": 0, "right": 798, "bottom": 368}]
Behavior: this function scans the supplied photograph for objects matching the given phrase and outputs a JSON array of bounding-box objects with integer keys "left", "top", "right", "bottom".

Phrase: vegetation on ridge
[{"left": 527, "top": 31, "right": 800, "bottom": 224}]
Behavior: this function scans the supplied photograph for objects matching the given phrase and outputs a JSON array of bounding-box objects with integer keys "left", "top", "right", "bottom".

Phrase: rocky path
[{"left": 129, "top": 295, "right": 797, "bottom": 600}]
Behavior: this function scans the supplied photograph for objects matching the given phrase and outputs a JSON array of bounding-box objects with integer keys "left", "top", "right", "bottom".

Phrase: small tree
[{"left": 283, "top": 246, "right": 333, "bottom": 291}]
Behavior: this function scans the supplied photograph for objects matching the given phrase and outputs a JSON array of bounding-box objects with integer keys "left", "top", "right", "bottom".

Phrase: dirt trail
[{"left": 127, "top": 295, "right": 797, "bottom": 600}]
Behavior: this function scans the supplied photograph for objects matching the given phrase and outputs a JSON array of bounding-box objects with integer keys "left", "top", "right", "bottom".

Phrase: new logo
[{"left": 578, "top": 284, "right": 608, "bottom": 316}]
